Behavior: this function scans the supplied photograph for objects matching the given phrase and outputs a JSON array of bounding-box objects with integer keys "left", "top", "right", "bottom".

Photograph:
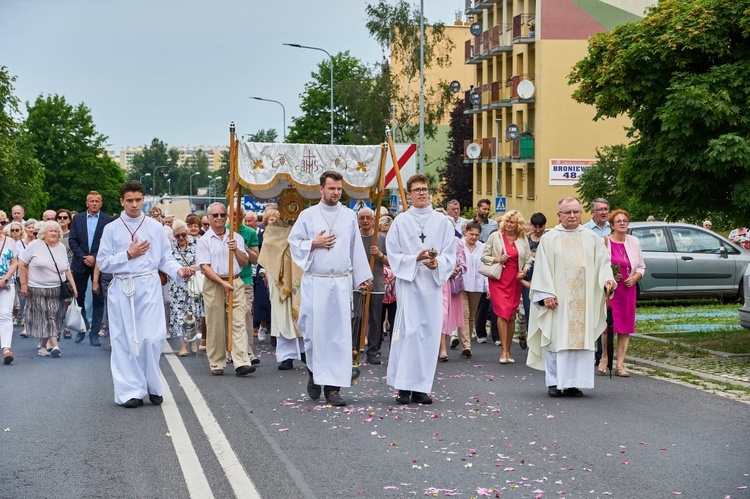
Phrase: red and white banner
[{"left": 384, "top": 143, "right": 417, "bottom": 190}]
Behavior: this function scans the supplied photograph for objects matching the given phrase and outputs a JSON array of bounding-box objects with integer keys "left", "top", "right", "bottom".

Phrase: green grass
[{"left": 648, "top": 329, "right": 750, "bottom": 354}]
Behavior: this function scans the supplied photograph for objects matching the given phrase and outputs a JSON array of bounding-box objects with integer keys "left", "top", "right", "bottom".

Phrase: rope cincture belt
[
  {"left": 113, "top": 270, "right": 158, "bottom": 357},
  {"left": 307, "top": 271, "right": 354, "bottom": 312}
]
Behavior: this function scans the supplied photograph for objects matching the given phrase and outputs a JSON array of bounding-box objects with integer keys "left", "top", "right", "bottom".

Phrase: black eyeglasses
[
  {"left": 174, "top": 233, "right": 188, "bottom": 239},
  {"left": 57, "top": 216, "right": 69, "bottom": 220},
  {"left": 210, "top": 213, "right": 227, "bottom": 219},
  {"left": 201, "top": 223, "right": 210, "bottom": 227},
  {"left": 410, "top": 187, "right": 429, "bottom": 194}
]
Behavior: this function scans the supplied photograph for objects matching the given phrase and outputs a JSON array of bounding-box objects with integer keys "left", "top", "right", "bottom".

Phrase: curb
[{"left": 628, "top": 355, "right": 750, "bottom": 388}]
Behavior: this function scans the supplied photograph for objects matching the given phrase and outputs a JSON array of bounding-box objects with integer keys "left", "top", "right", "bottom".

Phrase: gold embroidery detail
[{"left": 253, "top": 159, "right": 264, "bottom": 170}]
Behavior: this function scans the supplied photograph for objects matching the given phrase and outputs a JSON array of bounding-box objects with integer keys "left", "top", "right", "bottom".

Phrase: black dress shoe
[
  {"left": 396, "top": 390, "right": 411, "bottom": 404},
  {"left": 278, "top": 359, "right": 294, "bottom": 370},
  {"left": 307, "top": 372, "right": 321, "bottom": 400},
  {"left": 411, "top": 392, "right": 433, "bottom": 404},
  {"left": 548, "top": 386, "right": 562, "bottom": 397},
  {"left": 324, "top": 390, "right": 346, "bottom": 407},
  {"left": 211, "top": 369, "right": 224, "bottom": 376},
  {"left": 121, "top": 398, "right": 144, "bottom": 408},
  {"left": 351, "top": 367, "right": 361, "bottom": 381},
  {"left": 235, "top": 365, "right": 256, "bottom": 376},
  {"left": 63, "top": 331, "right": 72, "bottom": 339},
  {"left": 300, "top": 352, "right": 306, "bottom": 364},
  {"left": 90, "top": 338, "right": 101, "bottom": 347},
  {"left": 74, "top": 332, "right": 85, "bottom": 343},
  {"left": 563, "top": 387, "right": 584, "bottom": 397},
  {"left": 250, "top": 357, "right": 261, "bottom": 366},
  {"left": 367, "top": 354, "right": 382, "bottom": 365},
  {"left": 149, "top": 394, "right": 163, "bottom": 405}
]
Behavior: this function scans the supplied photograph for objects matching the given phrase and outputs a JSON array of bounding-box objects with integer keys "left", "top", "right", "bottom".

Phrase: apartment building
[
  {"left": 463, "top": 0, "right": 653, "bottom": 217},
  {"left": 118, "top": 145, "right": 228, "bottom": 171}
]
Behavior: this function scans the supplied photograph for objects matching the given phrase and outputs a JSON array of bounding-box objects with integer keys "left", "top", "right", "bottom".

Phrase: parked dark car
[
  {"left": 740, "top": 265, "right": 750, "bottom": 329},
  {"left": 627, "top": 222, "right": 750, "bottom": 300}
]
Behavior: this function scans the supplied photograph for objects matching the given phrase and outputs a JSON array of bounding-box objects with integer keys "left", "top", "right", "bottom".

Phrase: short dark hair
[
  {"left": 120, "top": 180, "right": 144, "bottom": 198},
  {"left": 477, "top": 198, "right": 491, "bottom": 208},
  {"left": 320, "top": 170, "right": 343, "bottom": 187},
  {"left": 406, "top": 173, "right": 429, "bottom": 192},
  {"left": 530, "top": 212, "right": 547, "bottom": 226},
  {"left": 465, "top": 221, "right": 481, "bottom": 233}
]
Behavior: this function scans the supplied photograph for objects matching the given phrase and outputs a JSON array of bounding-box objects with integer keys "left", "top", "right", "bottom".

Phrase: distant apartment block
[{"left": 118, "top": 145, "right": 228, "bottom": 171}]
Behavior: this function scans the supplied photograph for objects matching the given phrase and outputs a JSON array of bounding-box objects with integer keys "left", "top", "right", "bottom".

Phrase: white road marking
[
  {"left": 164, "top": 347, "right": 261, "bottom": 499},
  {"left": 159, "top": 370, "right": 215, "bottom": 499}
]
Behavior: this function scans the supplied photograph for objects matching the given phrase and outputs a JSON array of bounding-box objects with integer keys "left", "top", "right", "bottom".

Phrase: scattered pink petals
[
  {"left": 476, "top": 487, "right": 490, "bottom": 496},
  {"left": 504, "top": 467, "right": 515, "bottom": 471},
  {"left": 546, "top": 415, "right": 554, "bottom": 419},
  {"left": 622, "top": 460, "right": 629, "bottom": 465},
  {"left": 383, "top": 486, "right": 398, "bottom": 490}
]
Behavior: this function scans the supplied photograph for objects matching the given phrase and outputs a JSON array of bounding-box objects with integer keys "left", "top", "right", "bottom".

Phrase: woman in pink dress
[
  {"left": 599, "top": 209, "right": 645, "bottom": 377},
  {"left": 481, "top": 211, "right": 532, "bottom": 364},
  {"left": 439, "top": 237, "right": 466, "bottom": 361}
]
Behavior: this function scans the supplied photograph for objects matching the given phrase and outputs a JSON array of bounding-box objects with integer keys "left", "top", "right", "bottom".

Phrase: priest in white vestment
[
  {"left": 386, "top": 174, "right": 456, "bottom": 405},
  {"left": 288, "top": 171, "right": 372, "bottom": 407},
  {"left": 98, "top": 181, "right": 194, "bottom": 408},
  {"left": 527, "top": 197, "right": 616, "bottom": 397}
]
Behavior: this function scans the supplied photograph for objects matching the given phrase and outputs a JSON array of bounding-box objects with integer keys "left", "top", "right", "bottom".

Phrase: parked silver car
[
  {"left": 740, "top": 265, "right": 750, "bottom": 328},
  {"left": 627, "top": 222, "right": 750, "bottom": 300}
]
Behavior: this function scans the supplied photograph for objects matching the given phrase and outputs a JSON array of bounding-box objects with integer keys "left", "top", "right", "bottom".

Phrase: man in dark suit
[{"left": 69, "top": 191, "right": 112, "bottom": 346}]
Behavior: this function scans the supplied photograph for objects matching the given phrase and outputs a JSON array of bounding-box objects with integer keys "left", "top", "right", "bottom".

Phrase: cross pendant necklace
[
  {"left": 409, "top": 210, "right": 432, "bottom": 244},
  {"left": 320, "top": 204, "right": 341, "bottom": 250}
]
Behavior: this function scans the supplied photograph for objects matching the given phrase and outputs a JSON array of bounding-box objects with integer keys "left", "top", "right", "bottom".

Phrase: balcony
[
  {"left": 463, "top": 89, "right": 484, "bottom": 114},
  {"left": 465, "top": 0, "right": 482, "bottom": 15},
  {"left": 509, "top": 74, "right": 536, "bottom": 102},
  {"left": 465, "top": 24, "right": 513, "bottom": 64},
  {"left": 463, "top": 136, "right": 534, "bottom": 164},
  {"left": 489, "top": 80, "right": 513, "bottom": 108},
  {"left": 512, "top": 13, "right": 536, "bottom": 43}
]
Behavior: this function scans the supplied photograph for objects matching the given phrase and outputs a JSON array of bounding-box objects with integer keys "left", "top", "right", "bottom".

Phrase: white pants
[
  {"left": 0, "top": 284, "right": 14, "bottom": 349},
  {"left": 545, "top": 350, "right": 595, "bottom": 390},
  {"left": 276, "top": 335, "right": 304, "bottom": 363}
]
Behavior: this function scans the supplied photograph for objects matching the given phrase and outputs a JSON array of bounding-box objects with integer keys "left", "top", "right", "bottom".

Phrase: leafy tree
[
  {"left": 0, "top": 67, "right": 47, "bottom": 217},
  {"left": 245, "top": 129, "right": 278, "bottom": 143},
  {"left": 365, "top": 0, "right": 455, "bottom": 142},
  {"left": 568, "top": 0, "right": 750, "bottom": 225},
  {"left": 25, "top": 94, "right": 124, "bottom": 213},
  {"left": 128, "top": 139, "right": 181, "bottom": 197},
  {"left": 437, "top": 98, "right": 473, "bottom": 209},
  {"left": 286, "top": 52, "right": 389, "bottom": 145}
]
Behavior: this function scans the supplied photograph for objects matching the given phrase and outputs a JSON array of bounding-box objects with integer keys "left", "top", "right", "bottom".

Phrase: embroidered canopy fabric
[{"left": 237, "top": 142, "right": 385, "bottom": 200}]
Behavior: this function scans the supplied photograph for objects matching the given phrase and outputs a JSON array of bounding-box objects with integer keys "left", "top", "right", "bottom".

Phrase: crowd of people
[{"left": 0, "top": 175, "right": 656, "bottom": 407}]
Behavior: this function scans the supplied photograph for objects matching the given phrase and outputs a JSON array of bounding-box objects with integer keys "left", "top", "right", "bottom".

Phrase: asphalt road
[{"left": 1, "top": 326, "right": 748, "bottom": 499}]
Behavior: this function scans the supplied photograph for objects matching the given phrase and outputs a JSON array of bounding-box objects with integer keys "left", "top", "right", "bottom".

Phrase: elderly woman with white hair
[
  {"left": 15, "top": 218, "right": 38, "bottom": 337},
  {"left": 18, "top": 221, "right": 77, "bottom": 358},
  {"left": 168, "top": 219, "right": 203, "bottom": 356}
]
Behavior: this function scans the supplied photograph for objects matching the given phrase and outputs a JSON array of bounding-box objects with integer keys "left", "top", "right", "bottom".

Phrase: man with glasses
[
  {"left": 97, "top": 180, "right": 195, "bottom": 408},
  {"left": 196, "top": 202, "right": 256, "bottom": 377},
  {"left": 289, "top": 171, "right": 372, "bottom": 407},
  {"left": 583, "top": 198, "right": 611, "bottom": 237},
  {"left": 526, "top": 197, "right": 616, "bottom": 398},
  {"left": 385, "top": 174, "right": 456, "bottom": 405},
  {"left": 200, "top": 216, "right": 210, "bottom": 236},
  {"left": 69, "top": 191, "right": 112, "bottom": 346}
]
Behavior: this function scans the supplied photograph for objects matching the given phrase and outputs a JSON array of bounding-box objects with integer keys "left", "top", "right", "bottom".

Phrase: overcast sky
[{"left": 1, "top": 0, "right": 463, "bottom": 152}]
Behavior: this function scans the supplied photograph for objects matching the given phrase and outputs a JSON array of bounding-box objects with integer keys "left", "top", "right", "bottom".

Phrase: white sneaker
[
  {"left": 449, "top": 335, "right": 460, "bottom": 349},
  {"left": 477, "top": 337, "right": 487, "bottom": 344},
  {"left": 494, "top": 340, "right": 502, "bottom": 347},
  {"left": 258, "top": 326, "right": 267, "bottom": 342}
]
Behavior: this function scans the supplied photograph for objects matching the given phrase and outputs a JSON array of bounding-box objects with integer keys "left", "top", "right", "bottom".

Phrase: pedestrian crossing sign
[{"left": 495, "top": 197, "right": 506, "bottom": 213}]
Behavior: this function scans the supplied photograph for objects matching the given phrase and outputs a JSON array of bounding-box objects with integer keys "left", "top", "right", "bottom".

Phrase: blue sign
[
  {"left": 142, "top": 202, "right": 153, "bottom": 214},
  {"left": 243, "top": 195, "right": 275, "bottom": 213},
  {"left": 350, "top": 199, "right": 372, "bottom": 211},
  {"left": 495, "top": 196, "right": 506, "bottom": 213}
]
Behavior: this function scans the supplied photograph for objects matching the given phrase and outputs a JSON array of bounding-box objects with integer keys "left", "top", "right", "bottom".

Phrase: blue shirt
[
  {"left": 86, "top": 212, "right": 100, "bottom": 252},
  {"left": 583, "top": 219, "right": 611, "bottom": 237}
]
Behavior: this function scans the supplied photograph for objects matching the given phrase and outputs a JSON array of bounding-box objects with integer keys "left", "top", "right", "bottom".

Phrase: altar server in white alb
[
  {"left": 288, "top": 171, "right": 372, "bottom": 407},
  {"left": 526, "top": 196, "right": 616, "bottom": 398},
  {"left": 385, "top": 174, "right": 456, "bottom": 405},
  {"left": 98, "top": 181, "right": 195, "bottom": 408}
]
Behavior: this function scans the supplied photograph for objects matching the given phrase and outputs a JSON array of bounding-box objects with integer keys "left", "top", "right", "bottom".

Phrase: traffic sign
[
  {"left": 142, "top": 202, "right": 153, "bottom": 214},
  {"left": 350, "top": 199, "right": 372, "bottom": 211},
  {"left": 243, "top": 195, "right": 275, "bottom": 213},
  {"left": 495, "top": 197, "right": 506, "bottom": 213}
]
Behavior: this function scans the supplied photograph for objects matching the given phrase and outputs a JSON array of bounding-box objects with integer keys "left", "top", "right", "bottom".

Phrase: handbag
[
  {"left": 64, "top": 301, "right": 87, "bottom": 332},
  {"left": 478, "top": 262, "right": 503, "bottom": 280},
  {"left": 186, "top": 270, "right": 205, "bottom": 299},
  {"left": 46, "top": 243, "right": 75, "bottom": 299},
  {"left": 450, "top": 272, "right": 465, "bottom": 295}
]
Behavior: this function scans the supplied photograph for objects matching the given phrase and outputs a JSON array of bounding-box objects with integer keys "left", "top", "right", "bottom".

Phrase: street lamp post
[
  {"left": 189, "top": 172, "right": 201, "bottom": 198},
  {"left": 249, "top": 97, "right": 287, "bottom": 142},
  {"left": 139, "top": 173, "right": 151, "bottom": 185},
  {"left": 152, "top": 165, "right": 168, "bottom": 204},
  {"left": 167, "top": 178, "right": 172, "bottom": 196},
  {"left": 209, "top": 177, "right": 222, "bottom": 206},
  {"left": 283, "top": 43, "right": 334, "bottom": 144}
]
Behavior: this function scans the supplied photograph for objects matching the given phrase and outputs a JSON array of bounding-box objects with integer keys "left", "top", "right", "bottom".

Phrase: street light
[
  {"left": 283, "top": 43, "right": 334, "bottom": 144},
  {"left": 152, "top": 165, "right": 168, "bottom": 202},
  {"left": 190, "top": 172, "right": 201, "bottom": 198},
  {"left": 167, "top": 178, "right": 172, "bottom": 196},
  {"left": 209, "top": 176, "right": 222, "bottom": 205},
  {"left": 139, "top": 173, "right": 151, "bottom": 185},
  {"left": 249, "top": 97, "right": 287, "bottom": 142}
]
